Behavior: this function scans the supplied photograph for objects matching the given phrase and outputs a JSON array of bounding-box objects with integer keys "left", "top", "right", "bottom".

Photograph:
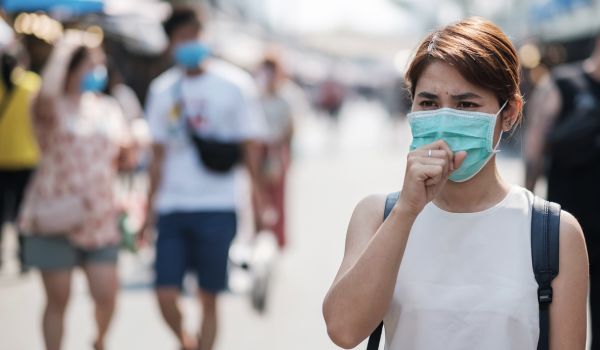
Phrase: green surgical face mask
[{"left": 407, "top": 101, "right": 507, "bottom": 183}]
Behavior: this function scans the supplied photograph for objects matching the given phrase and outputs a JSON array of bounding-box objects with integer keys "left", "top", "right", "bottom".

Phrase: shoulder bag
[{"left": 173, "top": 78, "right": 242, "bottom": 173}]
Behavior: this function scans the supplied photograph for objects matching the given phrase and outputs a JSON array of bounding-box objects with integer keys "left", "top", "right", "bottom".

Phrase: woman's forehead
[{"left": 414, "top": 60, "right": 493, "bottom": 98}]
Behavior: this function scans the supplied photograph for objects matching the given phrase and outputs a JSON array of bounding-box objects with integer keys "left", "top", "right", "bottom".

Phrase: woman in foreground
[{"left": 323, "top": 17, "right": 588, "bottom": 350}]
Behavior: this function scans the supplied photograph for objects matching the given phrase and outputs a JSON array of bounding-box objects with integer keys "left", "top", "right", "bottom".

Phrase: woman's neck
[{"left": 432, "top": 156, "right": 513, "bottom": 213}]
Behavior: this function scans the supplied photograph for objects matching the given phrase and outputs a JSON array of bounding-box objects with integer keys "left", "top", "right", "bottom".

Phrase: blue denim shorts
[
  {"left": 155, "top": 211, "right": 237, "bottom": 292},
  {"left": 25, "top": 236, "right": 118, "bottom": 271}
]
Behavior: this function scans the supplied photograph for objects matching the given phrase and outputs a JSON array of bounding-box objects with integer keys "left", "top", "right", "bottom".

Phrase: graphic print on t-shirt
[{"left": 183, "top": 98, "right": 210, "bottom": 133}]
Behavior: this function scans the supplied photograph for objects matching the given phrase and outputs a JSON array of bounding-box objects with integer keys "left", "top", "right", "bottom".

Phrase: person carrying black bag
[
  {"left": 526, "top": 36, "right": 600, "bottom": 349},
  {"left": 143, "top": 6, "right": 269, "bottom": 350},
  {"left": 324, "top": 17, "right": 588, "bottom": 350}
]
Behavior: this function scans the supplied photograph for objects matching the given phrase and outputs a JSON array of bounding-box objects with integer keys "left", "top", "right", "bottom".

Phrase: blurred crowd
[
  {"left": 0, "top": 4, "right": 305, "bottom": 350},
  {"left": 2, "top": 0, "right": 600, "bottom": 350}
]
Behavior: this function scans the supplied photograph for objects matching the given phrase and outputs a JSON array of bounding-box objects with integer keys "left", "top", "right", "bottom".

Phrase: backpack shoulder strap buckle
[{"left": 538, "top": 287, "right": 553, "bottom": 308}]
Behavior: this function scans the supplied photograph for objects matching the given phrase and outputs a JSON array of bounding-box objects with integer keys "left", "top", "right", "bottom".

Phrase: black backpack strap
[
  {"left": 531, "top": 196, "right": 561, "bottom": 350},
  {"left": 366, "top": 191, "right": 401, "bottom": 350},
  {"left": 366, "top": 322, "right": 383, "bottom": 350}
]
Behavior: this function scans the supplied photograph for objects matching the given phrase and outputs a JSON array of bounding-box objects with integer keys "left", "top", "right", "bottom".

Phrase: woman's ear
[{"left": 502, "top": 96, "right": 523, "bottom": 131}]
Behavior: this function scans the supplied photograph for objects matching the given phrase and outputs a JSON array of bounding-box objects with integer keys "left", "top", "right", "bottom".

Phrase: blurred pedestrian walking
[
  {"left": 0, "top": 24, "right": 40, "bottom": 273},
  {"left": 254, "top": 57, "right": 294, "bottom": 248},
  {"left": 18, "top": 37, "right": 134, "bottom": 350},
  {"left": 319, "top": 78, "right": 344, "bottom": 120},
  {"left": 144, "top": 7, "right": 268, "bottom": 350},
  {"left": 525, "top": 35, "right": 600, "bottom": 349}
]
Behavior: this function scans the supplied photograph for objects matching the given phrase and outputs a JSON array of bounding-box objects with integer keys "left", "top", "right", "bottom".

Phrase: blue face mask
[
  {"left": 173, "top": 40, "right": 211, "bottom": 69},
  {"left": 81, "top": 65, "right": 108, "bottom": 93},
  {"left": 407, "top": 101, "right": 508, "bottom": 182}
]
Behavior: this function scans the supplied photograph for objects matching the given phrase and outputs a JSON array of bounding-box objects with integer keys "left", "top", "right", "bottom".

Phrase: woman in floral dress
[{"left": 19, "top": 39, "right": 133, "bottom": 350}]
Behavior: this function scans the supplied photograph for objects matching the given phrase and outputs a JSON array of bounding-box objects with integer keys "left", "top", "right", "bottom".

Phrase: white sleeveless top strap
[{"left": 383, "top": 186, "right": 539, "bottom": 350}]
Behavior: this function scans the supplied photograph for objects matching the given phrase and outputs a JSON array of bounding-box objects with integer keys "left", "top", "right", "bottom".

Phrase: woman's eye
[
  {"left": 458, "top": 102, "right": 476, "bottom": 108},
  {"left": 420, "top": 101, "right": 436, "bottom": 107}
]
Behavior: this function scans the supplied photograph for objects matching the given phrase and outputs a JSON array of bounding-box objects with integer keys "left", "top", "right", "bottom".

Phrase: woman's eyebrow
[
  {"left": 416, "top": 91, "right": 438, "bottom": 99},
  {"left": 451, "top": 92, "right": 483, "bottom": 100}
]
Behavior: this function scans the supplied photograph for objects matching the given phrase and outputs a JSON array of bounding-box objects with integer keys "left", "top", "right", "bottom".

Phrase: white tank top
[{"left": 384, "top": 186, "right": 539, "bottom": 350}]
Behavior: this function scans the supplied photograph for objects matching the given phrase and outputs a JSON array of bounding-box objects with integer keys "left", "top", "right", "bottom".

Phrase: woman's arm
[
  {"left": 34, "top": 42, "right": 78, "bottom": 121},
  {"left": 323, "top": 140, "right": 466, "bottom": 349},
  {"left": 549, "top": 211, "right": 588, "bottom": 350},
  {"left": 322, "top": 194, "right": 417, "bottom": 348}
]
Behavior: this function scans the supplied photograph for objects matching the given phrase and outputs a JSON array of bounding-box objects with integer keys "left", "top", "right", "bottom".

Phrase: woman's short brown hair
[{"left": 406, "top": 17, "right": 522, "bottom": 121}]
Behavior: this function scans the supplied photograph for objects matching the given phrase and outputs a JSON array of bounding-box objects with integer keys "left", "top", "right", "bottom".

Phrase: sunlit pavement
[{"left": 0, "top": 99, "right": 565, "bottom": 350}]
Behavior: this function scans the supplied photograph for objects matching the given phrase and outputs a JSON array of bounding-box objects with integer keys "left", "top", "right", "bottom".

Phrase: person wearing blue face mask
[
  {"left": 80, "top": 64, "right": 108, "bottom": 93},
  {"left": 172, "top": 40, "right": 211, "bottom": 70},
  {"left": 143, "top": 6, "right": 269, "bottom": 350},
  {"left": 324, "top": 17, "right": 588, "bottom": 350},
  {"left": 20, "top": 39, "right": 135, "bottom": 350}
]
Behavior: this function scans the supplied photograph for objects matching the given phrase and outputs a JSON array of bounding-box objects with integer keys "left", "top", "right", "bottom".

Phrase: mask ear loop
[{"left": 492, "top": 101, "right": 509, "bottom": 153}]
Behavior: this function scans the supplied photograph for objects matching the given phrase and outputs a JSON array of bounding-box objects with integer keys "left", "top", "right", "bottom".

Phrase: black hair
[
  {"left": 67, "top": 46, "right": 89, "bottom": 75},
  {"left": 1, "top": 53, "right": 17, "bottom": 91},
  {"left": 263, "top": 58, "right": 277, "bottom": 70},
  {"left": 64, "top": 47, "right": 90, "bottom": 92},
  {"left": 103, "top": 55, "right": 123, "bottom": 94},
  {"left": 163, "top": 6, "right": 202, "bottom": 39}
]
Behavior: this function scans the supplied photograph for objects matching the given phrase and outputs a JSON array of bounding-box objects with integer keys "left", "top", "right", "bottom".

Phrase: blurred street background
[
  {"left": 0, "top": 101, "right": 528, "bottom": 350},
  {"left": 0, "top": 0, "right": 598, "bottom": 349}
]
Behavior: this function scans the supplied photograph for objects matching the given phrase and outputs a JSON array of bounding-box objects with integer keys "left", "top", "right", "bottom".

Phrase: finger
[
  {"left": 432, "top": 140, "right": 455, "bottom": 171},
  {"left": 413, "top": 139, "right": 458, "bottom": 175},
  {"left": 413, "top": 149, "right": 447, "bottom": 160},
  {"left": 414, "top": 140, "right": 454, "bottom": 172},
  {"left": 424, "top": 169, "right": 443, "bottom": 186},
  {"left": 409, "top": 157, "right": 446, "bottom": 168},
  {"left": 407, "top": 156, "right": 446, "bottom": 180},
  {"left": 416, "top": 146, "right": 451, "bottom": 176},
  {"left": 424, "top": 177, "right": 441, "bottom": 186},
  {"left": 413, "top": 164, "right": 444, "bottom": 183},
  {"left": 452, "top": 150, "right": 468, "bottom": 171}
]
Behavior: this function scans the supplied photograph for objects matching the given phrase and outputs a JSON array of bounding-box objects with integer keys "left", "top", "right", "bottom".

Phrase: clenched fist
[{"left": 397, "top": 139, "right": 467, "bottom": 218}]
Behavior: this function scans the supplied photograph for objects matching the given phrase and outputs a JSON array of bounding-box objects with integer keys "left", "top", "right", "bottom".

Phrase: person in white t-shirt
[{"left": 144, "top": 7, "right": 268, "bottom": 350}]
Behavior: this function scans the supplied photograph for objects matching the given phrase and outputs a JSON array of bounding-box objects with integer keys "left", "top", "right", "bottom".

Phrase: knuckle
[{"left": 407, "top": 163, "right": 418, "bottom": 174}]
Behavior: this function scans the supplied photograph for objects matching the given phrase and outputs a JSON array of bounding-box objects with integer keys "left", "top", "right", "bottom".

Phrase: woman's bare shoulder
[
  {"left": 339, "top": 193, "right": 391, "bottom": 274},
  {"left": 350, "top": 193, "right": 388, "bottom": 226},
  {"left": 345, "top": 193, "right": 390, "bottom": 246},
  {"left": 559, "top": 211, "right": 587, "bottom": 260},
  {"left": 560, "top": 210, "right": 586, "bottom": 250}
]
